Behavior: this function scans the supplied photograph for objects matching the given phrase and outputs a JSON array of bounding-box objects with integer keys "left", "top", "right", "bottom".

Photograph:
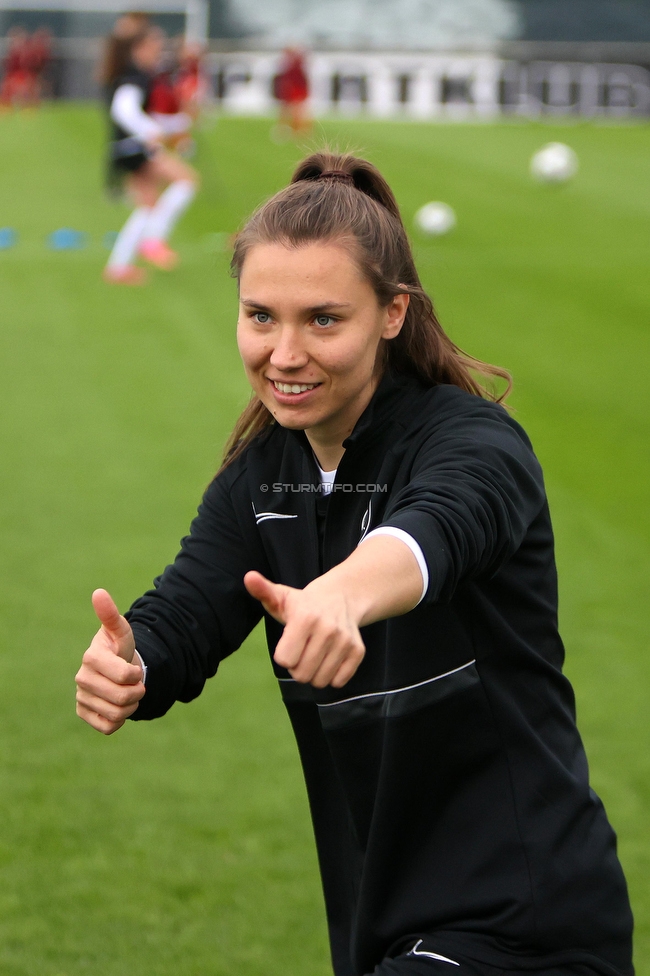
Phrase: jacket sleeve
[
  {"left": 110, "top": 83, "right": 164, "bottom": 141},
  {"left": 125, "top": 467, "right": 264, "bottom": 720},
  {"left": 379, "top": 403, "right": 547, "bottom": 604}
]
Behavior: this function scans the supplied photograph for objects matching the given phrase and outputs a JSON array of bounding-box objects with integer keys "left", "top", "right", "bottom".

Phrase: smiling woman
[
  {"left": 236, "top": 241, "right": 409, "bottom": 470},
  {"left": 74, "top": 152, "right": 634, "bottom": 976}
]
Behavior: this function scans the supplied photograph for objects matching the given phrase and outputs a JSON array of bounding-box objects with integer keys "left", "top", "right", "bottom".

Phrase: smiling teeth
[{"left": 274, "top": 382, "right": 316, "bottom": 394}]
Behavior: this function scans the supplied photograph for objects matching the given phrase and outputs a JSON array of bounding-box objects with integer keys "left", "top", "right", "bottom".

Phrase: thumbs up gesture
[
  {"left": 244, "top": 570, "right": 366, "bottom": 689},
  {"left": 75, "top": 589, "right": 145, "bottom": 734}
]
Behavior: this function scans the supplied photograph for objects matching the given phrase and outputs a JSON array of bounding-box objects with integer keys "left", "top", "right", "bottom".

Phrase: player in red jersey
[
  {"left": 1, "top": 27, "right": 31, "bottom": 108},
  {"left": 24, "top": 27, "right": 52, "bottom": 103},
  {"left": 274, "top": 47, "right": 311, "bottom": 137}
]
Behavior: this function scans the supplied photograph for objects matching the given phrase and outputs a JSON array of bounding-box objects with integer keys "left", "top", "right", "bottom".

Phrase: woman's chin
[{"left": 269, "top": 404, "right": 317, "bottom": 430}]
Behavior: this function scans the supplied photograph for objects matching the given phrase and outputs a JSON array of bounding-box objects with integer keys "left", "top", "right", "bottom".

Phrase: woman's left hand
[{"left": 244, "top": 571, "right": 366, "bottom": 688}]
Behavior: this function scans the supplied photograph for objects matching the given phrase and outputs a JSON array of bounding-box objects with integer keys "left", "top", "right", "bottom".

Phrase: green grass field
[{"left": 0, "top": 105, "right": 648, "bottom": 976}]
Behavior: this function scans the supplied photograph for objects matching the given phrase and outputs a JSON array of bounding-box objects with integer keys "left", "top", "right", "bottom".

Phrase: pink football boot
[
  {"left": 139, "top": 238, "right": 179, "bottom": 270},
  {"left": 102, "top": 265, "right": 148, "bottom": 285}
]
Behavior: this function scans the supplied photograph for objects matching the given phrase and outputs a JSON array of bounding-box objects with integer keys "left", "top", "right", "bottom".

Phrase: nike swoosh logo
[
  {"left": 408, "top": 941, "right": 460, "bottom": 967},
  {"left": 252, "top": 504, "right": 298, "bottom": 526}
]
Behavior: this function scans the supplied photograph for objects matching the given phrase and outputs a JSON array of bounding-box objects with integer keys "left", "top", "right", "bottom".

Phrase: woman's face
[
  {"left": 132, "top": 29, "right": 164, "bottom": 71},
  {"left": 237, "top": 241, "right": 408, "bottom": 460}
]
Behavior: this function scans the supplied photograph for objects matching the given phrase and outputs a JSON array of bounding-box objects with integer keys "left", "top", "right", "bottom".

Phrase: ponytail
[{"left": 291, "top": 153, "right": 402, "bottom": 219}]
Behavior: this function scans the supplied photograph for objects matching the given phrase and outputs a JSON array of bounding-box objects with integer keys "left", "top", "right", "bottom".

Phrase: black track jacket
[{"left": 127, "top": 372, "right": 633, "bottom": 976}]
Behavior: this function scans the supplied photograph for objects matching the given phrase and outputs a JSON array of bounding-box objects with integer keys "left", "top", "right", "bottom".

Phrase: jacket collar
[
  {"left": 342, "top": 369, "right": 422, "bottom": 449},
  {"left": 285, "top": 369, "right": 429, "bottom": 460}
]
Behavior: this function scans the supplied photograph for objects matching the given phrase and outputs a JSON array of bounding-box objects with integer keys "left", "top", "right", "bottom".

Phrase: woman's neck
[
  {"left": 304, "top": 369, "right": 384, "bottom": 472},
  {"left": 307, "top": 437, "right": 343, "bottom": 473}
]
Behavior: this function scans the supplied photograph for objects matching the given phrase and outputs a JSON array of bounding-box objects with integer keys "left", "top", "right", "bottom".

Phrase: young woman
[
  {"left": 101, "top": 21, "right": 199, "bottom": 285},
  {"left": 75, "top": 153, "right": 634, "bottom": 976}
]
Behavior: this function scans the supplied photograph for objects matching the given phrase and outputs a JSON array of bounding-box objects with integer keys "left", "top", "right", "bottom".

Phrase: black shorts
[
  {"left": 109, "top": 136, "right": 152, "bottom": 174},
  {"left": 369, "top": 942, "right": 605, "bottom": 976}
]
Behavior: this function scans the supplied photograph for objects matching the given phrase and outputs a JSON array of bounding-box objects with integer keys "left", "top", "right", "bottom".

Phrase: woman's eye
[
  {"left": 253, "top": 312, "right": 271, "bottom": 324},
  {"left": 314, "top": 315, "right": 335, "bottom": 328}
]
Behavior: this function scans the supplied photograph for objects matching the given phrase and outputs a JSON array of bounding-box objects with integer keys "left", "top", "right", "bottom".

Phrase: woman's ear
[{"left": 383, "top": 289, "right": 410, "bottom": 340}]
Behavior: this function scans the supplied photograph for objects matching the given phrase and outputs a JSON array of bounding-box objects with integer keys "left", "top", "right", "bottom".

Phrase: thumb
[
  {"left": 244, "top": 571, "right": 289, "bottom": 624},
  {"left": 92, "top": 588, "right": 135, "bottom": 663}
]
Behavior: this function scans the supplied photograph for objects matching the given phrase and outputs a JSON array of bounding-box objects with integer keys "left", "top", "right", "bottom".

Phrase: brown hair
[
  {"left": 224, "top": 151, "right": 511, "bottom": 465},
  {"left": 98, "top": 12, "right": 151, "bottom": 85}
]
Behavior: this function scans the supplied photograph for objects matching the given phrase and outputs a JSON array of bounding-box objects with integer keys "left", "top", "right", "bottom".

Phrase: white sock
[
  {"left": 107, "top": 206, "right": 151, "bottom": 269},
  {"left": 142, "top": 180, "right": 196, "bottom": 243}
]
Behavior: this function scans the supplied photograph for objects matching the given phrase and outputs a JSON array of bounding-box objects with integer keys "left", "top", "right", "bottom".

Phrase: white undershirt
[
  {"left": 316, "top": 462, "right": 429, "bottom": 604},
  {"left": 319, "top": 466, "right": 336, "bottom": 495}
]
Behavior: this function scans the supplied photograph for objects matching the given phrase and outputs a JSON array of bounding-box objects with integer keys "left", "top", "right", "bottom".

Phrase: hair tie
[{"left": 318, "top": 170, "right": 355, "bottom": 185}]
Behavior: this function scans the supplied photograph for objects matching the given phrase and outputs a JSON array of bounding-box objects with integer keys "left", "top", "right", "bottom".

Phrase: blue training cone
[
  {"left": 0, "top": 227, "right": 17, "bottom": 250},
  {"left": 48, "top": 228, "right": 88, "bottom": 250}
]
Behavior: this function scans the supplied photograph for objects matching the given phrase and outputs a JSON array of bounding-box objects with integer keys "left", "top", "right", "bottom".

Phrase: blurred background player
[
  {"left": 175, "top": 40, "right": 207, "bottom": 117},
  {"left": 273, "top": 46, "right": 310, "bottom": 139},
  {"left": 148, "top": 37, "right": 205, "bottom": 158},
  {"left": 1, "top": 27, "right": 30, "bottom": 108},
  {"left": 148, "top": 56, "right": 193, "bottom": 155},
  {"left": 25, "top": 27, "right": 52, "bottom": 103},
  {"left": 100, "top": 17, "right": 199, "bottom": 284},
  {"left": 1, "top": 25, "right": 52, "bottom": 108}
]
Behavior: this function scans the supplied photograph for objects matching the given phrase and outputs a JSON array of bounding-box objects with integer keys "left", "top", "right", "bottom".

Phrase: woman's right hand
[{"left": 75, "top": 589, "right": 145, "bottom": 735}]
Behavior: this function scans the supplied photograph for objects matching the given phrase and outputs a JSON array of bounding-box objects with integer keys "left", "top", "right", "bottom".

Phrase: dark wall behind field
[
  {"left": 518, "top": 0, "right": 650, "bottom": 41},
  {"left": 0, "top": 0, "right": 245, "bottom": 39},
  {"left": 3, "top": 0, "right": 650, "bottom": 42}
]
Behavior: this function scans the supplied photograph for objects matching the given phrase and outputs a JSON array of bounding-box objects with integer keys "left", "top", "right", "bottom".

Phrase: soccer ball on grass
[
  {"left": 414, "top": 202, "right": 457, "bottom": 236},
  {"left": 530, "top": 143, "right": 578, "bottom": 184}
]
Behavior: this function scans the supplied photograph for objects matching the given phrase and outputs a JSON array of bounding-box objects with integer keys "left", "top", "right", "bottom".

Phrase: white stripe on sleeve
[
  {"left": 133, "top": 648, "right": 148, "bottom": 685},
  {"left": 360, "top": 527, "right": 429, "bottom": 605}
]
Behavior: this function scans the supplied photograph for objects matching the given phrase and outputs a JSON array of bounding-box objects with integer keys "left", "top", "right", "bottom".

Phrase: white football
[
  {"left": 414, "top": 201, "right": 456, "bottom": 236},
  {"left": 530, "top": 143, "right": 578, "bottom": 183}
]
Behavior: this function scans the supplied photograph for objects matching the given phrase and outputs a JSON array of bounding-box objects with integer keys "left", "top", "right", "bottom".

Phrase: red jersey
[{"left": 148, "top": 72, "right": 181, "bottom": 114}]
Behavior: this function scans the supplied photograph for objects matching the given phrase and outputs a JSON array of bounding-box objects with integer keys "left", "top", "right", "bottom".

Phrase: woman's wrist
[{"left": 312, "top": 534, "right": 423, "bottom": 628}]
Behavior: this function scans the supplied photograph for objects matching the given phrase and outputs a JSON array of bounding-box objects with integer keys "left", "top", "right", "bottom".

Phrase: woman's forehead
[
  {"left": 239, "top": 243, "right": 374, "bottom": 312},
  {"left": 240, "top": 240, "right": 365, "bottom": 288}
]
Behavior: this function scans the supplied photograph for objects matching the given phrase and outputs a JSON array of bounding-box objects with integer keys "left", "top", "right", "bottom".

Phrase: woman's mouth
[
  {"left": 268, "top": 378, "right": 322, "bottom": 404},
  {"left": 273, "top": 381, "right": 318, "bottom": 394}
]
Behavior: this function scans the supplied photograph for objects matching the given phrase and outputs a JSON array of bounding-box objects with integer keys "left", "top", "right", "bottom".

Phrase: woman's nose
[{"left": 269, "top": 326, "right": 309, "bottom": 370}]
